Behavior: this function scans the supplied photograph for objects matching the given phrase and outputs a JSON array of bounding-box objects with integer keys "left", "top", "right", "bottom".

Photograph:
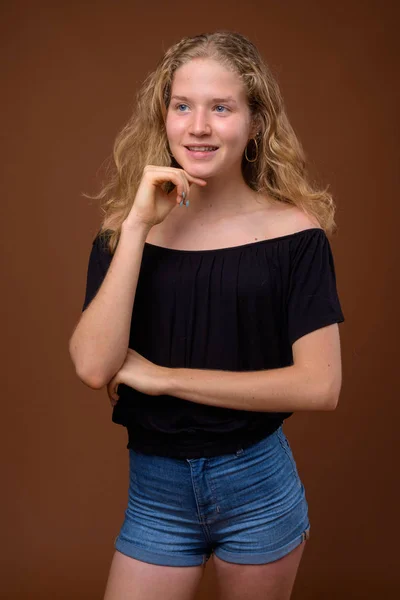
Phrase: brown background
[{"left": 2, "top": 0, "right": 399, "bottom": 598}]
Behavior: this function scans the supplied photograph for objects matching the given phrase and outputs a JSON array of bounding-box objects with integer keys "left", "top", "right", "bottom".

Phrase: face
[{"left": 165, "top": 58, "right": 255, "bottom": 180}]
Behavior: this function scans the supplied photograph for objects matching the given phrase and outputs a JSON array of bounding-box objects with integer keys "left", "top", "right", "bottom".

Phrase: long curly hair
[{"left": 85, "top": 31, "right": 337, "bottom": 253}]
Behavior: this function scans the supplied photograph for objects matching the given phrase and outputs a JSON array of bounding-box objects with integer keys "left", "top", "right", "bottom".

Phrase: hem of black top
[{"left": 124, "top": 420, "right": 289, "bottom": 459}]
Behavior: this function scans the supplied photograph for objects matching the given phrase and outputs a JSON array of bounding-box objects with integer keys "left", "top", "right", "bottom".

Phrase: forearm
[
  {"left": 164, "top": 364, "right": 335, "bottom": 412},
  {"left": 69, "top": 220, "right": 151, "bottom": 388}
]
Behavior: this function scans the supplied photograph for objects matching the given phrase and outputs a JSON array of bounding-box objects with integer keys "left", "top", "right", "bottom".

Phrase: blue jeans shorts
[{"left": 114, "top": 425, "right": 310, "bottom": 567}]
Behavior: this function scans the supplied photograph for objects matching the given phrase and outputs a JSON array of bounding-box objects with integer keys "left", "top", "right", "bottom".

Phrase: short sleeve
[
  {"left": 287, "top": 229, "right": 345, "bottom": 346},
  {"left": 81, "top": 231, "right": 113, "bottom": 312}
]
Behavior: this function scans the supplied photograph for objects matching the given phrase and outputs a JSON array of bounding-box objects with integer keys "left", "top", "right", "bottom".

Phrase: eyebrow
[{"left": 170, "top": 95, "right": 238, "bottom": 105}]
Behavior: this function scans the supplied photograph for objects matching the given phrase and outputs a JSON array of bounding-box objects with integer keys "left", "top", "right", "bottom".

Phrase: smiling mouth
[{"left": 185, "top": 146, "right": 219, "bottom": 152}]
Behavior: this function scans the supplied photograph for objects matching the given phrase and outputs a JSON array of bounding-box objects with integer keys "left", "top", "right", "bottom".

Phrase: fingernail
[
  {"left": 182, "top": 191, "right": 186, "bottom": 201},
  {"left": 185, "top": 200, "right": 190, "bottom": 207},
  {"left": 179, "top": 200, "right": 183, "bottom": 206}
]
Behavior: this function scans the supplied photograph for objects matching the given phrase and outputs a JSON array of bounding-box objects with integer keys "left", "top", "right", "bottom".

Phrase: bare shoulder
[
  {"left": 286, "top": 206, "right": 322, "bottom": 232},
  {"left": 267, "top": 202, "right": 322, "bottom": 237}
]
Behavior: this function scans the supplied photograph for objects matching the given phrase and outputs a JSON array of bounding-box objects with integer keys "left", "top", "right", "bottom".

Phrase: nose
[{"left": 188, "top": 109, "right": 211, "bottom": 136}]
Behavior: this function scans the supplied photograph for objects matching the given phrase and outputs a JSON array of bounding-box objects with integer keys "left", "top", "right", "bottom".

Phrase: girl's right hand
[{"left": 124, "top": 165, "right": 207, "bottom": 228}]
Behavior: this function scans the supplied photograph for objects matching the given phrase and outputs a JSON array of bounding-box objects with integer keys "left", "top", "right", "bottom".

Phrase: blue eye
[{"left": 174, "top": 103, "right": 229, "bottom": 113}]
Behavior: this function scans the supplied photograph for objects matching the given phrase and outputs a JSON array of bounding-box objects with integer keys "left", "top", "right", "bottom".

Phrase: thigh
[
  {"left": 103, "top": 551, "right": 204, "bottom": 600},
  {"left": 212, "top": 539, "right": 306, "bottom": 600}
]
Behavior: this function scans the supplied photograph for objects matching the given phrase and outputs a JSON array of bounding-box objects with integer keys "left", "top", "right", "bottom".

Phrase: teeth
[{"left": 187, "top": 146, "right": 217, "bottom": 151}]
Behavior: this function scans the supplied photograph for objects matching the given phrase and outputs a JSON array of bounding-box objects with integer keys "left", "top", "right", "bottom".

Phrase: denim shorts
[{"left": 114, "top": 425, "right": 310, "bottom": 567}]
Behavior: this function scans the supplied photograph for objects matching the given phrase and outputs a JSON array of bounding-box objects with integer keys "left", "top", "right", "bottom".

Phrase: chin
[
  {"left": 182, "top": 156, "right": 223, "bottom": 175},
  {"left": 179, "top": 162, "right": 212, "bottom": 179}
]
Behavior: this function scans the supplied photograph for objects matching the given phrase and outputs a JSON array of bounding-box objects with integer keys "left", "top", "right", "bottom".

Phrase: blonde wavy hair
[{"left": 86, "top": 31, "right": 337, "bottom": 253}]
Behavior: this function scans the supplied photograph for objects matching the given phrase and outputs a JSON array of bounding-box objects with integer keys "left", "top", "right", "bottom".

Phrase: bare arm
[
  {"left": 69, "top": 220, "right": 151, "bottom": 389},
  {"left": 108, "top": 324, "right": 343, "bottom": 411},
  {"left": 164, "top": 324, "right": 342, "bottom": 411},
  {"left": 69, "top": 166, "right": 207, "bottom": 390}
]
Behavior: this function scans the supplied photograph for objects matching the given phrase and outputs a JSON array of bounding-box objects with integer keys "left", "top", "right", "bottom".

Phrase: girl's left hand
[{"left": 107, "top": 349, "right": 168, "bottom": 406}]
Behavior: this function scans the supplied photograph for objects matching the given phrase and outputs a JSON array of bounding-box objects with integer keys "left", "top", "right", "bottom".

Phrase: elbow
[
  {"left": 75, "top": 367, "right": 107, "bottom": 390},
  {"left": 321, "top": 378, "right": 342, "bottom": 411},
  {"left": 71, "top": 358, "right": 107, "bottom": 390},
  {"left": 69, "top": 339, "right": 108, "bottom": 390},
  {"left": 304, "top": 372, "right": 341, "bottom": 411},
  {"left": 323, "top": 392, "right": 339, "bottom": 411},
  {"left": 301, "top": 367, "right": 341, "bottom": 411},
  {"left": 72, "top": 354, "right": 110, "bottom": 389}
]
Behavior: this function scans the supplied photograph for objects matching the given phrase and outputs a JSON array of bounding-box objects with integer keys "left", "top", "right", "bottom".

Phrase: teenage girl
[{"left": 69, "top": 31, "right": 345, "bottom": 600}]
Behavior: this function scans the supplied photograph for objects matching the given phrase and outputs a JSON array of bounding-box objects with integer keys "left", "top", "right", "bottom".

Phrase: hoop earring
[{"left": 245, "top": 137, "right": 258, "bottom": 163}]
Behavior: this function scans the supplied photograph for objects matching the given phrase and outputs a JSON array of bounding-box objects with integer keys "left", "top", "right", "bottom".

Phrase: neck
[{"left": 186, "top": 172, "right": 260, "bottom": 219}]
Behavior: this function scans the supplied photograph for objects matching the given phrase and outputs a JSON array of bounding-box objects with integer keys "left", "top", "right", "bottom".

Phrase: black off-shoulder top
[{"left": 82, "top": 228, "right": 345, "bottom": 458}]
